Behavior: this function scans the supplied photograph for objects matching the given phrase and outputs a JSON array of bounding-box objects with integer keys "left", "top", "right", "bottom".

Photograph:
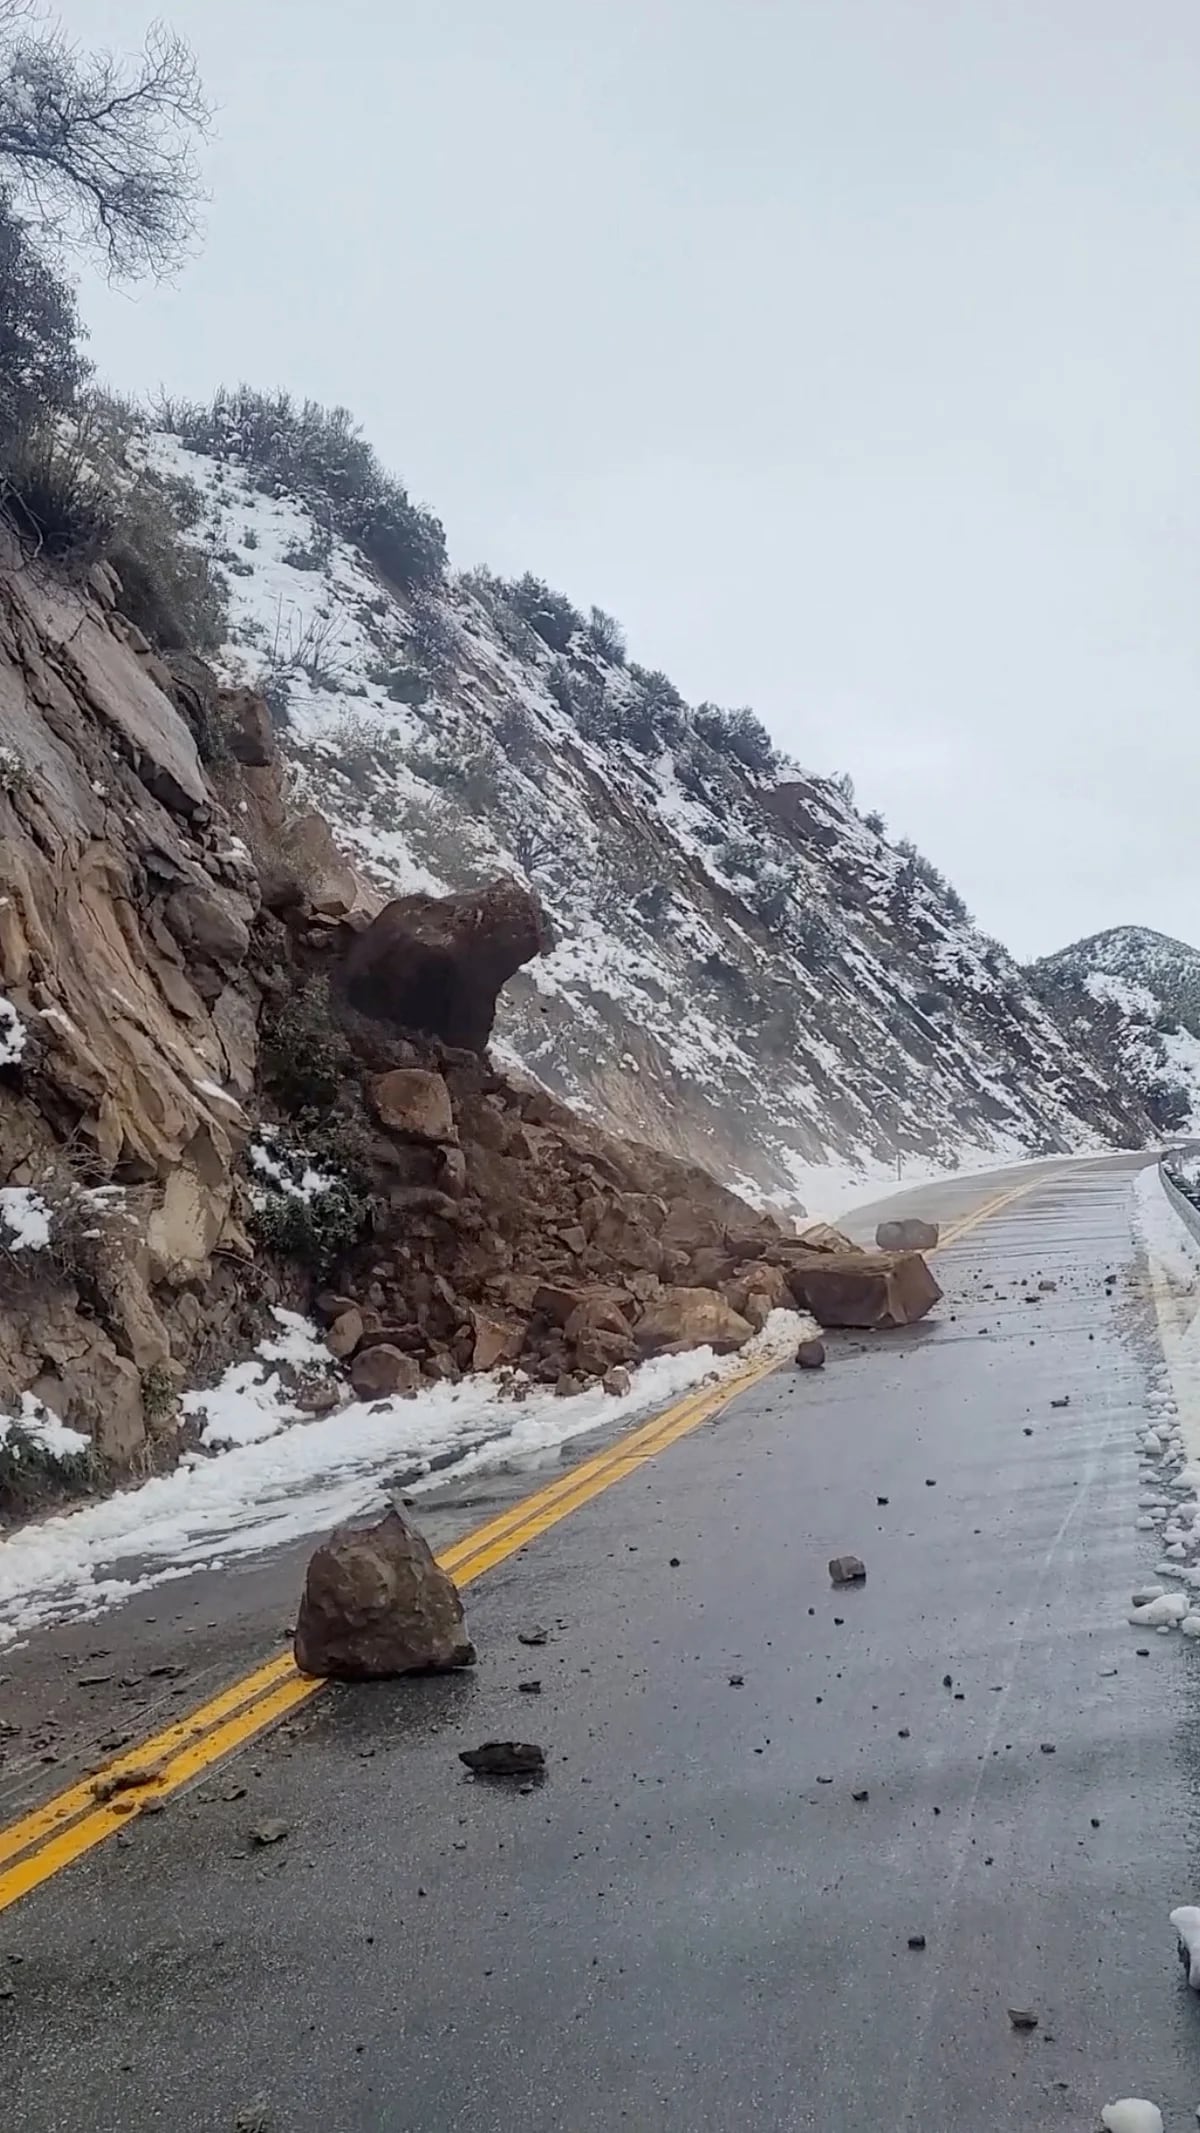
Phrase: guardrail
[{"left": 1159, "top": 1159, "right": 1200, "bottom": 1249}]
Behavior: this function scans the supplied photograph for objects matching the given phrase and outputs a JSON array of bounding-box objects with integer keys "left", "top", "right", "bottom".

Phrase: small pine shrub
[
  {"left": 249, "top": 1183, "right": 365, "bottom": 1277},
  {"left": 260, "top": 984, "right": 353, "bottom": 1113},
  {"left": 694, "top": 703, "right": 778, "bottom": 775},
  {"left": 506, "top": 573, "right": 582, "bottom": 653},
  {"left": 586, "top": 605, "right": 626, "bottom": 664}
]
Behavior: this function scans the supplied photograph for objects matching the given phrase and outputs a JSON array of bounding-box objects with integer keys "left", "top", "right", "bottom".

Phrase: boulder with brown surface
[
  {"left": 342, "top": 878, "right": 548, "bottom": 1054},
  {"left": 633, "top": 1286, "right": 754, "bottom": 1356},
  {"left": 293, "top": 1506, "right": 475, "bottom": 1678},
  {"left": 369, "top": 1067, "right": 457, "bottom": 1145},
  {"left": 875, "top": 1217, "right": 940, "bottom": 1252},
  {"left": 349, "top": 1344, "right": 421, "bottom": 1400},
  {"left": 786, "top": 1251, "right": 941, "bottom": 1329}
]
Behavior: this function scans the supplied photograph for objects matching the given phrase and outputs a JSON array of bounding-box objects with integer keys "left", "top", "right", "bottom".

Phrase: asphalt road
[{"left": 5, "top": 1152, "right": 1200, "bottom": 2130}]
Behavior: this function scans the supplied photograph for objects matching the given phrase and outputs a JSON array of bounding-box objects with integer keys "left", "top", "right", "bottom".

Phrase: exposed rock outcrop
[{"left": 342, "top": 880, "right": 548, "bottom": 1052}]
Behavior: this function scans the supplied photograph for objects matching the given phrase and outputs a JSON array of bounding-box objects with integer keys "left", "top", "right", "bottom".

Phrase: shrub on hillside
[
  {"left": 694, "top": 702, "right": 778, "bottom": 775},
  {"left": 161, "top": 386, "right": 446, "bottom": 593},
  {"left": 505, "top": 572, "right": 583, "bottom": 653},
  {"left": 586, "top": 605, "right": 626, "bottom": 664}
]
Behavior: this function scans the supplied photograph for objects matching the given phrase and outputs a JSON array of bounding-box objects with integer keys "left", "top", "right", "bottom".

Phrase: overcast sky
[{"left": 63, "top": 0, "right": 1200, "bottom": 959}]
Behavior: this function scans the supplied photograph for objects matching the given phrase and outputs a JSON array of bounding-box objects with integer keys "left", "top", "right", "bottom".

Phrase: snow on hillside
[
  {"left": 1034, "top": 929, "right": 1200, "bottom": 1136},
  {"left": 142, "top": 414, "right": 1156, "bottom": 1206}
]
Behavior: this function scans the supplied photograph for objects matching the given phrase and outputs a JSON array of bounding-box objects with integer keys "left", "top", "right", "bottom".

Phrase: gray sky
[{"left": 63, "top": 0, "right": 1200, "bottom": 958}]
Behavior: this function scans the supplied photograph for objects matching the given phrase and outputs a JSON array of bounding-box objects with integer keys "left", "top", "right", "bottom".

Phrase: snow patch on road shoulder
[{"left": 0, "top": 1309, "right": 812, "bottom": 1649}]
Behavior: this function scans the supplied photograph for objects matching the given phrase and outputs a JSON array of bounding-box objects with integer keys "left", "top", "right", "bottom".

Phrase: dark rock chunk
[
  {"left": 342, "top": 878, "right": 548, "bottom": 1052},
  {"left": 788, "top": 1250, "right": 942, "bottom": 1329},
  {"left": 1007, "top": 2008, "right": 1038, "bottom": 2031},
  {"left": 875, "top": 1217, "right": 939, "bottom": 1251},
  {"left": 293, "top": 1505, "right": 475, "bottom": 1679},
  {"left": 829, "top": 1554, "right": 867, "bottom": 1585},
  {"left": 795, "top": 1337, "right": 827, "bottom": 1370},
  {"left": 349, "top": 1345, "right": 421, "bottom": 1400},
  {"left": 459, "top": 1741, "right": 545, "bottom": 1777}
]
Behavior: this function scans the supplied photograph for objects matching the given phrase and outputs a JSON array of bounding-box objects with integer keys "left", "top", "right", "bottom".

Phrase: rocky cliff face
[
  {"left": 138, "top": 424, "right": 1154, "bottom": 1205},
  {"left": 0, "top": 535, "right": 272, "bottom": 1473},
  {"left": 1031, "top": 927, "right": 1200, "bottom": 1135}
]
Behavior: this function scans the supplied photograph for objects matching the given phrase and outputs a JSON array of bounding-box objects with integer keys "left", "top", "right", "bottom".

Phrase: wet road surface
[{"left": 5, "top": 1154, "right": 1200, "bottom": 2128}]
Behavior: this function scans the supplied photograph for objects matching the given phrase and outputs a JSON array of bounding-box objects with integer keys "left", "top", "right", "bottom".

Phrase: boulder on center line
[
  {"left": 787, "top": 1250, "right": 941, "bottom": 1330},
  {"left": 875, "top": 1217, "right": 939, "bottom": 1252},
  {"left": 293, "top": 1505, "right": 476, "bottom": 1679}
]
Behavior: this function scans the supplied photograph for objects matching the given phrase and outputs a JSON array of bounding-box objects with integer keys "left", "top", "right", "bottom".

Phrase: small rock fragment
[
  {"left": 1039, "top": 1741, "right": 1056, "bottom": 1754},
  {"left": 907, "top": 1933, "right": 927, "bottom": 1950},
  {"left": 89, "top": 1763, "right": 165, "bottom": 1804},
  {"left": 728, "top": 1674, "right": 745, "bottom": 1687},
  {"left": 925, "top": 1478, "right": 937, "bottom": 1487},
  {"left": 249, "top": 1819, "right": 290, "bottom": 1847},
  {"left": 852, "top": 1787, "right": 869, "bottom": 1802},
  {"left": 1050, "top": 1395, "right": 1070, "bottom": 1409},
  {"left": 828, "top": 1554, "right": 866, "bottom": 1585},
  {"left": 234, "top": 2102, "right": 272, "bottom": 2132},
  {"left": 876, "top": 1495, "right": 889, "bottom": 1506},
  {"left": 517, "top": 1680, "right": 542, "bottom": 1695},
  {"left": 459, "top": 1741, "right": 545, "bottom": 1777},
  {"left": 795, "top": 1338, "right": 826, "bottom": 1371},
  {"left": 518, "top": 1628, "right": 549, "bottom": 1647},
  {"left": 1007, "top": 2008, "right": 1038, "bottom": 2030}
]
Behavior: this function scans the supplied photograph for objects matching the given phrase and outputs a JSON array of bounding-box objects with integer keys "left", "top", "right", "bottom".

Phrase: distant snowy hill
[
  {"left": 1032, "top": 926, "right": 1200, "bottom": 1135},
  {"left": 138, "top": 394, "right": 1158, "bottom": 1208}
]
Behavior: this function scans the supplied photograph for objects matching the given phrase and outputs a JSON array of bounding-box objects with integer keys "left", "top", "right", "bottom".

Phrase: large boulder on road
[
  {"left": 787, "top": 1250, "right": 941, "bottom": 1329},
  {"left": 294, "top": 1505, "right": 476, "bottom": 1678},
  {"left": 875, "top": 1217, "right": 939, "bottom": 1252}
]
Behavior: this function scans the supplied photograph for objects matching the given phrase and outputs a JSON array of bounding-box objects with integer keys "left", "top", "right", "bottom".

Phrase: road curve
[{"left": 5, "top": 1152, "right": 1200, "bottom": 2130}]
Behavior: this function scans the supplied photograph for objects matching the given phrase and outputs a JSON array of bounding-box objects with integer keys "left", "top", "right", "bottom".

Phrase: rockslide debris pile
[{"left": 0, "top": 542, "right": 939, "bottom": 1510}]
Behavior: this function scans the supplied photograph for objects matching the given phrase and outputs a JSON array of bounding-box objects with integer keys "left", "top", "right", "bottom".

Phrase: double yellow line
[
  {"left": 0, "top": 1164, "right": 1060, "bottom": 1917},
  {"left": 0, "top": 1352, "right": 775, "bottom": 1916}
]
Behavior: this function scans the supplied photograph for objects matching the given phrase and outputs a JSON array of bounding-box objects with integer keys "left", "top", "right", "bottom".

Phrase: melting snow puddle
[{"left": 0, "top": 1309, "right": 809, "bottom": 1649}]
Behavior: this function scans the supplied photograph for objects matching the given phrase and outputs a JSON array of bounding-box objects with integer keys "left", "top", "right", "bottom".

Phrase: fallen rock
[
  {"left": 517, "top": 1627, "right": 548, "bottom": 1646},
  {"left": 602, "top": 1365, "right": 632, "bottom": 1397},
  {"left": 349, "top": 1345, "right": 421, "bottom": 1400},
  {"left": 459, "top": 1741, "right": 545, "bottom": 1777},
  {"left": 249, "top": 1819, "right": 289, "bottom": 1848},
  {"left": 469, "top": 1307, "right": 526, "bottom": 1373},
  {"left": 787, "top": 1250, "right": 941, "bottom": 1329},
  {"left": 633, "top": 1285, "right": 754, "bottom": 1356},
  {"left": 324, "top": 1307, "right": 364, "bottom": 1360},
  {"left": 1006, "top": 2008, "right": 1038, "bottom": 2031},
  {"left": 293, "top": 1505, "right": 476, "bottom": 1678},
  {"left": 829, "top": 1554, "right": 867, "bottom": 1585},
  {"left": 797, "top": 1221, "right": 863, "bottom": 1254},
  {"left": 795, "top": 1337, "right": 826, "bottom": 1371},
  {"left": 368, "top": 1066, "right": 457, "bottom": 1145},
  {"left": 1050, "top": 1394, "right": 1070, "bottom": 1409},
  {"left": 875, "top": 1217, "right": 939, "bottom": 1251}
]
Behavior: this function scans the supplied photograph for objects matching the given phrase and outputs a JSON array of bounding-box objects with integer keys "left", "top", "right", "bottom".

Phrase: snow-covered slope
[
  {"left": 1032, "top": 927, "right": 1200, "bottom": 1134},
  {"left": 141, "top": 410, "right": 1156, "bottom": 1206}
]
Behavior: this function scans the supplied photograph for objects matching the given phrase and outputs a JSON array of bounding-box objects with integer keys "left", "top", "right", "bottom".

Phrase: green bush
[
  {"left": 694, "top": 703, "right": 778, "bottom": 775},
  {"left": 586, "top": 605, "right": 626, "bottom": 664},
  {"left": 0, "top": 194, "right": 87, "bottom": 464},
  {"left": 506, "top": 572, "right": 582, "bottom": 653},
  {"left": 249, "top": 1183, "right": 365, "bottom": 1277},
  {"left": 260, "top": 984, "right": 354, "bottom": 1113}
]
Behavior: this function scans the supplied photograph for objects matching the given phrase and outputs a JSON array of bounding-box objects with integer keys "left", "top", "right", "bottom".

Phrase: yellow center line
[{"left": 0, "top": 1164, "right": 1058, "bottom": 1916}]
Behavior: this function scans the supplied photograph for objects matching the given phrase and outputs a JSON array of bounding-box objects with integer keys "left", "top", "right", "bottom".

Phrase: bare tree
[{"left": 0, "top": 7, "right": 209, "bottom": 280}]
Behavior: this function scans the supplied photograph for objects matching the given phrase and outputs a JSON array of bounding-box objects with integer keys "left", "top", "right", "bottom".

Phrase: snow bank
[
  {"left": 0, "top": 1186, "right": 51, "bottom": 1251},
  {"left": 0, "top": 1393, "right": 90, "bottom": 1462},
  {"left": 0, "top": 1309, "right": 809, "bottom": 1648},
  {"left": 0, "top": 991, "right": 25, "bottom": 1065},
  {"left": 1133, "top": 1163, "right": 1200, "bottom": 1293}
]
